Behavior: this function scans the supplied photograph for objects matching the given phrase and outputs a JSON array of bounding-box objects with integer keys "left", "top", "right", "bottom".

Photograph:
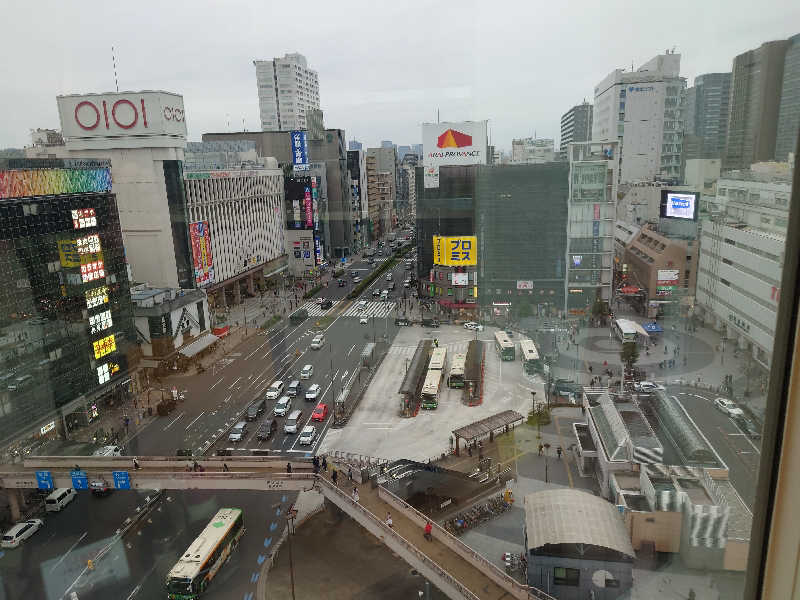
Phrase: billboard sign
[
  {"left": 452, "top": 273, "right": 469, "bottom": 286},
  {"left": 433, "top": 235, "right": 477, "bottom": 266},
  {"left": 422, "top": 121, "right": 488, "bottom": 188},
  {"left": 291, "top": 130, "right": 309, "bottom": 170},
  {"left": 657, "top": 269, "right": 679, "bottom": 286},
  {"left": 56, "top": 92, "right": 187, "bottom": 147},
  {"left": 285, "top": 177, "right": 314, "bottom": 230},
  {"left": 517, "top": 280, "right": 534, "bottom": 290},
  {"left": 189, "top": 221, "right": 214, "bottom": 287},
  {"left": 660, "top": 190, "right": 699, "bottom": 221},
  {"left": 656, "top": 286, "right": 674, "bottom": 297}
]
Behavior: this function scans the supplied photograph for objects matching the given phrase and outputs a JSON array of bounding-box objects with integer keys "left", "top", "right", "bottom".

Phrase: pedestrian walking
[
  {"left": 133, "top": 458, "right": 140, "bottom": 470},
  {"left": 322, "top": 456, "right": 328, "bottom": 472},
  {"left": 193, "top": 460, "right": 199, "bottom": 472},
  {"left": 286, "top": 462, "right": 292, "bottom": 474},
  {"left": 386, "top": 513, "right": 393, "bottom": 528},
  {"left": 556, "top": 446, "right": 562, "bottom": 459},
  {"left": 223, "top": 463, "right": 230, "bottom": 472},
  {"left": 538, "top": 443, "right": 543, "bottom": 456},
  {"left": 352, "top": 487, "right": 359, "bottom": 503},
  {"left": 348, "top": 466, "right": 353, "bottom": 482},
  {"left": 332, "top": 467, "right": 338, "bottom": 486},
  {"left": 424, "top": 521, "right": 433, "bottom": 541}
]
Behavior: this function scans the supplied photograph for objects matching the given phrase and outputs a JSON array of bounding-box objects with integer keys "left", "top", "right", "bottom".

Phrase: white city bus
[
  {"left": 494, "top": 331, "right": 515, "bottom": 361},
  {"left": 420, "top": 369, "right": 443, "bottom": 409},
  {"left": 612, "top": 318, "right": 638, "bottom": 344},
  {"left": 166, "top": 508, "right": 245, "bottom": 599},
  {"left": 448, "top": 353, "right": 467, "bottom": 388},
  {"left": 519, "top": 339, "right": 543, "bottom": 375},
  {"left": 428, "top": 347, "right": 448, "bottom": 372}
]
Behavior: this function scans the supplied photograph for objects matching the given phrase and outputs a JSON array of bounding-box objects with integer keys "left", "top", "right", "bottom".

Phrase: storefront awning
[
  {"left": 438, "top": 300, "right": 477, "bottom": 309},
  {"left": 179, "top": 333, "right": 219, "bottom": 358}
]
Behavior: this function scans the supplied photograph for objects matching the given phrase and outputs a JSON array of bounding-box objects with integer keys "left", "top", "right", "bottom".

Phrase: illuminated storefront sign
[
  {"left": 93, "top": 334, "right": 116, "bottom": 359},
  {"left": 71, "top": 208, "right": 97, "bottom": 229},
  {"left": 40, "top": 421, "right": 56, "bottom": 435},
  {"left": 85, "top": 286, "right": 109, "bottom": 309},
  {"left": 89, "top": 310, "right": 113, "bottom": 334},
  {"left": 433, "top": 236, "right": 477, "bottom": 266}
]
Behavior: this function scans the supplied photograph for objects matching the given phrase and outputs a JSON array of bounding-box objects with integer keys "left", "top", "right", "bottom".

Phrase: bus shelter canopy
[{"left": 452, "top": 410, "right": 524, "bottom": 444}]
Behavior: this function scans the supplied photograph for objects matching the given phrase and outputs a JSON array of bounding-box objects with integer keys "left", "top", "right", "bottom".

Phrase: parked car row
[{"left": 2, "top": 487, "right": 80, "bottom": 549}]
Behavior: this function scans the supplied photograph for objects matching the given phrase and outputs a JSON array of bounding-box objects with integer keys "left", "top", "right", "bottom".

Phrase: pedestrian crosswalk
[
  {"left": 297, "top": 300, "right": 342, "bottom": 317},
  {"left": 343, "top": 300, "right": 396, "bottom": 319}
]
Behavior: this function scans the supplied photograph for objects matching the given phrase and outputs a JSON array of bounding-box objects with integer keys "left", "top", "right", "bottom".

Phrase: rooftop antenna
[
  {"left": 437, "top": 108, "right": 440, "bottom": 124},
  {"left": 226, "top": 113, "right": 231, "bottom": 131},
  {"left": 111, "top": 46, "right": 119, "bottom": 92},
  {"left": 242, "top": 116, "right": 246, "bottom": 132}
]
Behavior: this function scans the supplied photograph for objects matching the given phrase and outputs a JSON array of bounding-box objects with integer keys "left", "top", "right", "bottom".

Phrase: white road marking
[
  {"left": 209, "top": 377, "right": 225, "bottom": 391},
  {"left": 347, "top": 343, "right": 356, "bottom": 357},
  {"left": 223, "top": 395, "right": 232, "bottom": 404},
  {"left": 341, "top": 370, "right": 349, "bottom": 382},
  {"left": 50, "top": 531, "right": 87, "bottom": 573},
  {"left": 185, "top": 411, "right": 205, "bottom": 430},
  {"left": 322, "top": 381, "right": 333, "bottom": 399},
  {"left": 227, "top": 376, "right": 242, "bottom": 390},
  {"left": 163, "top": 412, "right": 185, "bottom": 430}
]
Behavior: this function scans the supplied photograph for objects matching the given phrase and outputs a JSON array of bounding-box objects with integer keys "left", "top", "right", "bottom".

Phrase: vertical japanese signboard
[
  {"left": 189, "top": 221, "right": 214, "bottom": 287},
  {"left": 291, "top": 130, "right": 309, "bottom": 171},
  {"left": 432, "top": 236, "right": 478, "bottom": 266}
]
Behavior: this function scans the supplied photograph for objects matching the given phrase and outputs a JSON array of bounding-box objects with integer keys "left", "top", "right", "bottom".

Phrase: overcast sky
[{"left": 1, "top": 0, "right": 798, "bottom": 152}]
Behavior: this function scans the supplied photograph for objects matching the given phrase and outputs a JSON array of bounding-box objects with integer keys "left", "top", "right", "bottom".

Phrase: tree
[{"left": 620, "top": 342, "right": 639, "bottom": 371}]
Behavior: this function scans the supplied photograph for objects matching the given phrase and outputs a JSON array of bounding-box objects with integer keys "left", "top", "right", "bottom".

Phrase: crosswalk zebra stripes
[
  {"left": 342, "top": 300, "right": 396, "bottom": 319},
  {"left": 297, "top": 300, "right": 342, "bottom": 317}
]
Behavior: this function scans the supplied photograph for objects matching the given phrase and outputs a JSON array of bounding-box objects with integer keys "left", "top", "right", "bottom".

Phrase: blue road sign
[
  {"left": 341, "top": 257, "right": 346, "bottom": 263},
  {"left": 112, "top": 471, "right": 131, "bottom": 490},
  {"left": 36, "top": 470, "right": 53, "bottom": 490},
  {"left": 70, "top": 470, "right": 88, "bottom": 490}
]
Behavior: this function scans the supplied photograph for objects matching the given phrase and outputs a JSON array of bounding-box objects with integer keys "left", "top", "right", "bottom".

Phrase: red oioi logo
[
  {"left": 437, "top": 128, "right": 472, "bottom": 148},
  {"left": 74, "top": 98, "right": 184, "bottom": 131}
]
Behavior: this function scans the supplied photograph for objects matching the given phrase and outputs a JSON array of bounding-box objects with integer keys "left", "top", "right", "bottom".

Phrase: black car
[
  {"left": 247, "top": 398, "right": 267, "bottom": 421},
  {"left": 338, "top": 279, "right": 346, "bottom": 287},
  {"left": 257, "top": 418, "right": 278, "bottom": 441},
  {"left": 733, "top": 415, "right": 762, "bottom": 441},
  {"left": 321, "top": 299, "right": 333, "bottom": 309}
]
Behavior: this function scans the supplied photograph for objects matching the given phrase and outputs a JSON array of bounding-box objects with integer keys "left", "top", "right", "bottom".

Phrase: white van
[
  {"left": 45, "top": 488, "right": 76, "bottom": 512},
  {"left": 284, "top": 409, "right": 303, "bottom": 434}
]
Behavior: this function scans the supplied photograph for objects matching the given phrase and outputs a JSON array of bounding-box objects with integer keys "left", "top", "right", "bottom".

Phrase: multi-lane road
[{"left": 127, "top": 250, "right": 415, "bottom": 459}]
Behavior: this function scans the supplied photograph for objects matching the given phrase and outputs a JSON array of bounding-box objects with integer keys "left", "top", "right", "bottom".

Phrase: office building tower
[
  {"left": 593, "top": 52, "right": 685, "bottom": 182},
  {"left": 254, "top": 53, "right": 320, "bottom": 131},
  {"left": 685, "top": 73, "right": 732, "bottom": 159},
  {"left": 724, "top": 40, "right": 790, "bottom": 170},
  {"left": 367, "top": 146, "right": 398, "bottom": 230},
  {"left": 347, "top": 150, "right": 369, "bottom": 249},
  {"left": 560, "top": 102, "right": 593, "bottom": 160},
  {"left": 775, "top": 33, "right": 800, "bottom": 161},
  {"left": 0, "top": 158, "right": 136, "bottom": 450},
  {"left": 381, "top": 140, "right": 394, "bottom": 148},
  {"left": 565, "top": 141, "right": 619, "bottom": 315}
]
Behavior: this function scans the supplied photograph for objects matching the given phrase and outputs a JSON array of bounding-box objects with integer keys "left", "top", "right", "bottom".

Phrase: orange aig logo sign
[{"left": 437, "top": 129, "right": 473, "bottom": 148}]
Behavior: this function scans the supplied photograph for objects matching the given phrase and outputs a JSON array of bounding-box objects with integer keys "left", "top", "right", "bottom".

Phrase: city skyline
[{"left": 1, "top": 0, "right": 798, "bottom": 151}]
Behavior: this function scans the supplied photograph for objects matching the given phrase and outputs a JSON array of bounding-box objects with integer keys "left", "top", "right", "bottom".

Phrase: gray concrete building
[
  {"left": 253, "top": 52, "right": 320, "bottom": 132},
  {"left": 724, "top": 39, "right": 791, "bottom": 170},
  {"left": 685, "top": 73, "right": 732, "bottom": 159},
  {"left": 559, "top": 101, "right": 593, "bottom": 160},
  {"left": 775, "top": 33, "right": 800, "bottom": 161}
]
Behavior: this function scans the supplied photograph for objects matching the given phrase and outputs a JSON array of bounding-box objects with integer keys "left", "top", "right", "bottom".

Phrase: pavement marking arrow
[
  {"left": 263, "top": 537, "right": 272, "bottom": 548},
  {"left": 256, "top": 554, "right": 266, "bottom": 565},
  {"left": 269, "top": 522, "right": 277, "bottom": 531}
]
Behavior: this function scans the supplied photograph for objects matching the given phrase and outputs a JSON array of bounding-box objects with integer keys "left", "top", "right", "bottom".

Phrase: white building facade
[
  {"left": 511, "top": 138, "right": 555, "bottom": 164},
  {"left": 565, "top": 141, "right": 620, "bottom": 315},
  {"left": 593, "top": 53, "right": 685, "bottom": 183},
  {"left": 695, "top": 171, "right": 791, "bottom": 369},
  {"left": 183, "top": 167, "right": 285, "bottom": 307},
  {"left": 254, "top": 53, "right": 320, "bottom": 131},
  {"left": 26, "top": 91, "right": 192, "bottom": 290}
]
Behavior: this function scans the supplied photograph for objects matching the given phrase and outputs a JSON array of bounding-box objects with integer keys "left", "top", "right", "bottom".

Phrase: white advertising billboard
[
  {"left": 422, "top": 121, "right": 488, "bottom": 188},
  {"left": 452, "top": 273, "right": 469, "bottom": 286},
  {"left": 657, "top": 269, "right": 679, "bottom": 282},
  {"left": 57, "top": 91, "right": 187, "bottom": 149},
  {"left": 517, "top": 280, "right": 534, "bottom": 290}
]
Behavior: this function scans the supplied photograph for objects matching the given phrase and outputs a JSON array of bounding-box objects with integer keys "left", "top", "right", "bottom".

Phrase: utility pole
[{"left": 287, "top": 505, "right": 297, "bottom": 600}]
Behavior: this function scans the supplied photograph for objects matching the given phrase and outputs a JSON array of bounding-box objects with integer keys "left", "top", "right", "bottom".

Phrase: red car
[{"left": 311, "top": 403, "right": 329, "bottom": 422}]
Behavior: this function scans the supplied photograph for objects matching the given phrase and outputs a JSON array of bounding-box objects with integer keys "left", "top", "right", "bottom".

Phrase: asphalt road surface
[
  {"left": 0, "top": 488, "right": 296, "bottom": 600},
  {"left": 669, "top": 385, "right": 760, "bottom": 509},
  {"left": 127, "top": 252, "right": 415, "bottom": 459}
]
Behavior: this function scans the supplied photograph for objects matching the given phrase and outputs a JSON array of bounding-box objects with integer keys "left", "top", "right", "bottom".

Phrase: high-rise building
[
  {"left": 775, "top": 33, "right": 800, "bottom": 161},
  {"left": 381, "top": 140, "right": 394, "bottom": 148},
  {"left": 593, "top": 52, "right": 685, "bottom": 183},
  {"left": 254, "top": 53, "right": 320, "bottom": 132},
  {"left": 684, "top": 73, "right": 732, "bottom": 159},
  {"left": 367, "top": 146, "right": 398, "bottom": 230},
  {"left": 347, "top": 150, "right": 369, "bottom": 249},
  {"left": 0, "top": 158, "right": 136, "bottom": 450},
  {"left": 724, "top": 40, "right": 791, "bottom": 170},
  {"left": 565, "top": 141, "right": 620, "bottom": 315},
  {"left": 26, "top": 91, "right": 193, "bottom": 290},
  {"left": 511, "top": 138, "right": 556, "bottom": 164},
  {"left": 559, "top": 102, "right": 593, "bottom": 160}
]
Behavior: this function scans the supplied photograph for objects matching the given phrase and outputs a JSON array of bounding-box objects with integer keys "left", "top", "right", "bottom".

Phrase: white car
[
  {"left": 300, "top": 364, "right": 314, "bottom": 380},
  {"left": 359, "top": 316, "right": 368, "bottom": 325},
  {"left": 357, "top": 300, "right": 367, "bottom": 310},
  {"left": 353, "top": 276, "right": 362, "bottom": 283},
  {"left": 714, "top": 397, "right": 745, "bottom": 418},
  {"left": 228, "top": 422, "right": 247, "bottom": 443},
  {"left": 310, "top": 335, "right": 325, "bottom": 350},
  {"left": 274, "top": 396, "right": 292, "bottom": 416},
  {"left": 305, "top": 384, "right": 321, "bottom": 401},
  {"left": 463, "top": 322, "right": 483, "bottom": 332},
  {"left": 634, "top": 381, "right": 664, "bottom": 393},
  {"left": 2, "top": 519, "right": 43, "bottom": 548},
  {"left": 298, "top": 425, "right": 317, "bottom": 445},
  {"left": 266, "top": 380, "right": 284, "bottom": 400},
  {"left": 316, "top": 297, "right": 325, "bottom": 305},
  {"left": 386, "top": 273, "right": 393, "bottom": 281}
]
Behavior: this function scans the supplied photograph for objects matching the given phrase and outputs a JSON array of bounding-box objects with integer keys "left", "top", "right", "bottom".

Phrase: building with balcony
[
  {"left": 559, "top": 102, "right": 593, "bottom": 161},
  {"left": 254, "top": 52, "right": 320, "bottom": 132}
]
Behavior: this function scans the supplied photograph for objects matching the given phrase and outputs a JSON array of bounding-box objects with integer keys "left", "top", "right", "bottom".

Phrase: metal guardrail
[
  {"left": 315, "top": 476, "right": 481, "bottom": 600},
  {"left": 377, "top": 486, "right": 556, "bottom": 600}
]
